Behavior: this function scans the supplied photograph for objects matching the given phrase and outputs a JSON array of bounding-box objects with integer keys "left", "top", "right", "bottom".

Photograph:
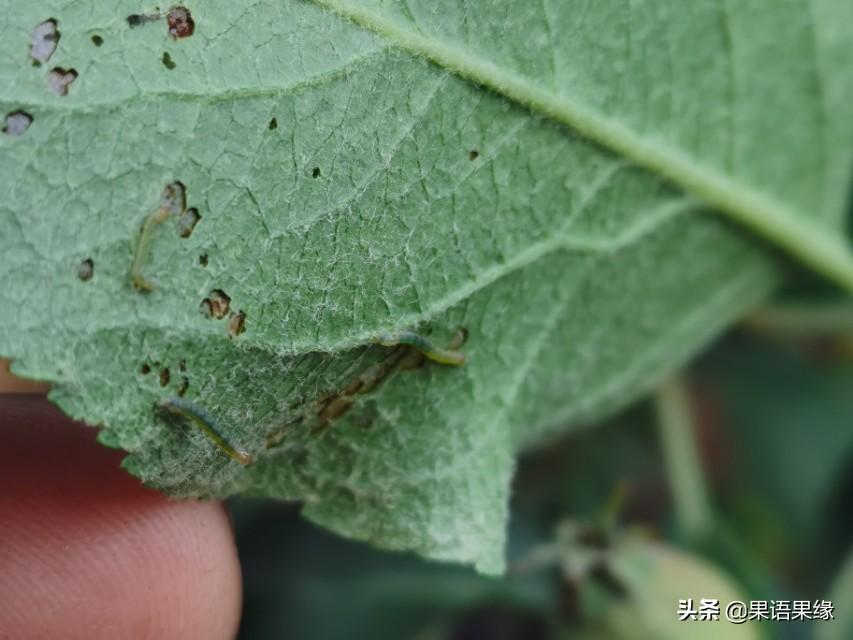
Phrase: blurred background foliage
[{"left": 232, "top": 313, "right": 853, "bottom": 639}]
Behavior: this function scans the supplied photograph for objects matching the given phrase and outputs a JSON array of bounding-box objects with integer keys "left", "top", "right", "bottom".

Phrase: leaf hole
[
  {"left": 30, "top": 19, "right": 60, "bottom": 64},
  {"left": 76, "top": 258, "right": 94, "bottom": 281},
  {"left": 167, "top": 6, "right": 194, "bottom": 39},
  {"left": 3, "top": 111, "right": 33, "bottom": 136},
  {"left": 228, "top": 310, "right": 246, "bottom": 337},
  {"left": 201, "top": 289, "right": 230, "bottom": 319},
  {"left": 161, "top": 180, "right": 186, "bottom": 215},
  {"left": 176, "top": 207, "right": 200, "bottom": 237},
  {"left": 47, "top": 67, "right": 78, "bottom": 96}
]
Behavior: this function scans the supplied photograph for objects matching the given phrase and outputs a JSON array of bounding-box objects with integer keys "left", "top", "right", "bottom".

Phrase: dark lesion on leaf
[
  {"left": 127, "top": 12, "right": 161, "bottom": 28},
  {"left": 268, "top": 117, "right": 278, "bottom": 130},
  {"left": 140, "top": 363, "right": 152, "bottom": 375},
  {"left": 200, "top": 289, "right": 231, "bottom": 319},
  {"left": 76, "top": 258, "right": 94, "bottom": 281},
  {"left": 468, "top": 149, "right": 479, "bottom": 161},
  {"left": 210, "top": 290, "right": 230, "bottom": 318},
  {"left": 177, "top": 376, "right": 189, "bottom": 397},
  {"left": 161, "top": 51, "right": 176, "bottom": 70},
  {"left": 166, "top": 6, "right": 194, "bottom": 39},
  {"left": 91, "top": 34, "right": 104, "bottom": 47},
  {"left": 227, "top": 311, "right": 246, "bottom": 337},
  {"left": 159, "top": 367, "right": 171, "bottom": 387},
  {"left": 311, "top": 167, "right": 321, "bottom": 179}
]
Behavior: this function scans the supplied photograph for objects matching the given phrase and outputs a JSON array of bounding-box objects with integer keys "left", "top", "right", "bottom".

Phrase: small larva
[
  {"left": 373, "top": 330, "right": 466, "bottom": 366},
  {"left": 160, "top": 397, "right": 252, "bottom": 465},
  {"left": 130, "top": 182, "right": 186, "bottom": 291}
]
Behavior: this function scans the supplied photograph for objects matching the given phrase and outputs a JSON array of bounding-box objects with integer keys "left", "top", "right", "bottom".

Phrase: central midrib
[{"left": 311, "top": 0, "right": 853, "bottom": 293}]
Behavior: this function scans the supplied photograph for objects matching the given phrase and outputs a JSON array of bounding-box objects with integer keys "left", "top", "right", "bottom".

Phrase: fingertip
[{"left": 0, "top": 396, "right": 242, "bottom": 640}]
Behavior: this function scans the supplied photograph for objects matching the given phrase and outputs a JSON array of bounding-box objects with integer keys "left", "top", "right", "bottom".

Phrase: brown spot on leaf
[
  {"left": 318, "top": 395, "right": 353, "bottom": 424},
  {"left": 228, "top": 310, "right": 246, "bottom": 337},
  {"left": 342, "top": 378, "right": 364, "bottom": 396},
  {"left": 199, "top": 298, "right": 213, "bottom": 317},
  {"left": 30, "top": 19, "right": 60, "bottom": 64},
  {"left": 468, "top": 149, "right": 479, "bottom": 161},
  {"left": 177, "top": 376, "right": 189, "bottom": 396},
  {"left": 3, "top": 111, "right": 33, "bottom": 136},
  {"left": 140, "top": 363, "right": 151, "bottom": 375},
  {"left": 159, "top": 367, "right": 170, "bottom": 387},
  {"left": 202, "top": 289, "right": 230, "bottom": 319},
  {"left": 167, "top": 6, "right": 194, "bottom": 39},
  {"left": 176, "top": 207, "right": 200, "bottom": 237},
  {"left": 47, "top": 68, "right": 78, "bottom": 96},
  {"left": 162, "top": 51, "right": 176, "bottom": 70},
  {"left": 76, "top": 258, "right": 94, "bottom": 281}
]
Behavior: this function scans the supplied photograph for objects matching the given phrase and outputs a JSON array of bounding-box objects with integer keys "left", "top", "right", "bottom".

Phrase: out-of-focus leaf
[
  {"left": 696, "top": 338, "right": 853, "bottom": 574},
  {"left": 234, "top": 503, "right": 553, "bottom": 640},
  {"left": 568, "top": 535, "right": 760, "bottom": 640},
  {"left": 815, "top": 548, "right": 853, "bottom": 640}
]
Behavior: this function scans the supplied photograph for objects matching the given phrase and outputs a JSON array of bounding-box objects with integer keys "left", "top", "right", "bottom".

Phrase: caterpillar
[
  {"left": 130, "top": 181, "right": 186, "bottom": 291},
  {"left": 373, "top": 330, "right": 466, "bottom": 366},
  {"left": 160, "top": 397, "right": 252, "bottom": 465}
]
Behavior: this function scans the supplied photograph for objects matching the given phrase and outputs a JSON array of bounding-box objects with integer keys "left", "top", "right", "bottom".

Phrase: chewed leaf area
[{"left": 1, "top": 0, "right": 849, "bottom": 571}]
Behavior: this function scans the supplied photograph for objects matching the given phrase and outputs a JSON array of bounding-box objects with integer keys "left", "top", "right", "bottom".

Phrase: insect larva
[
  {"left": 130, "top": 181, "right": 186, "bottom": 291},
  {"left": 373, "top": 330, "right": 466, "bottom": 366},
  {"left": 160, "top": 397, "right": 252, "bottom": 465}
]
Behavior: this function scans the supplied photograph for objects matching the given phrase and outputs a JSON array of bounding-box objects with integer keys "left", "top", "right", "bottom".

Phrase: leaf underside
[{"left": 1, "top": 0, "right": 850, "bottom": 572}]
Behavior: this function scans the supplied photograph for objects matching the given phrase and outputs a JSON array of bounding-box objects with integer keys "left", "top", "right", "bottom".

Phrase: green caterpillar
[
  {"left": 160, "top": 397, "right": 252, "bottom": 465},
  {"left": 373, "top": 330, "right": 466, "bottom": 366},
  {"left": 130, "top": 181, "right": 186, "bottom": 291}
]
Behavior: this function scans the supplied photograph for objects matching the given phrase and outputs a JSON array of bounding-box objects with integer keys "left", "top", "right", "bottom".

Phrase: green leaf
[
  {"left": 577, "top": 538, "right": 761, "bottom": 640},
  {"left": 235, "top": 503, "right": 552, "bottom": 640},
  {"left": 817, "top": 548, "right": 853, "bottom": 640},
  {"left": 1, "top": 1, "right": 849, "bottom": 571}
]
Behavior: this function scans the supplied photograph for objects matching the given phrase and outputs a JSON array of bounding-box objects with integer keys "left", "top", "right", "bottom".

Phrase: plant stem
[
  {"left": 655, "top": 376, "right": 713, "bottom": 542},
  {"left": 744, "top": 301, "right": 853, "bottom": 336}
]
